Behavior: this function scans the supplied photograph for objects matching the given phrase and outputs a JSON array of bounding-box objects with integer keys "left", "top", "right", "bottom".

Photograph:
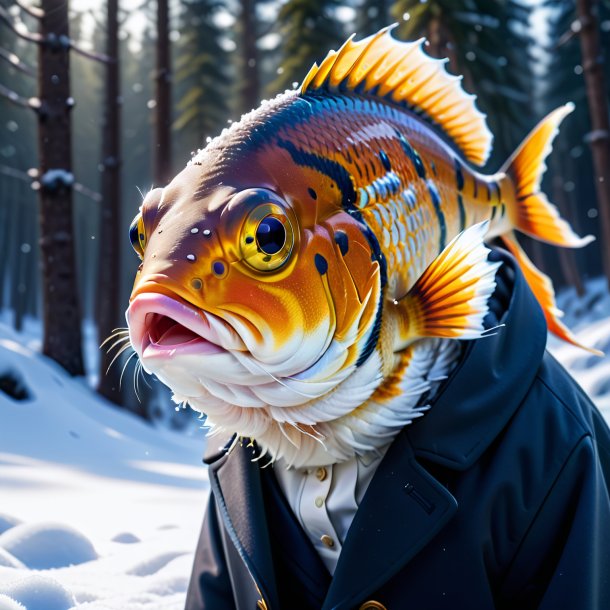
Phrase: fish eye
[
  {"left": 256, "top": 216, "right": 286, "bottom": 255},
  {"left": 240, "top": 203, "right": 294, "bottom": 272},
  {"left": 129, "top": 213, "right": 146, "bottom": 260}
]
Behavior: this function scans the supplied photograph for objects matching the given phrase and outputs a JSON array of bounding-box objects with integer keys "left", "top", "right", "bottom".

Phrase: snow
[
  {"left": 0, "top": 278, "right": 608, "bottom": 608},
  {"left": 0, "top": 323, "right": 209, "bottom": 608},
  {"left": 548, "top": 277, "right": 610, "bottom": 415}
]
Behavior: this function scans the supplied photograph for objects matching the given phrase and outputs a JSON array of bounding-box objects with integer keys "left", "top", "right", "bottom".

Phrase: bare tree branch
[
  {"left": 0, "top": 164, "right": 31, "bottom": 182},
  {"left": 0, "top": 82, "right": 33, "bottom": 109},
  {"left": 14, "top": 0, "right": 44, "bottom": 20},
  {"left": 0, "top": 6, "right": 43, "bottom": 43},
  {"left": 0, "top": 47, "right": 36, "bottom": 77},
  {"left": 0, "top": 165, "right": 102, "bottom": 202},
  {"left": 74, "top": 182, "right": 102, "bottom": 202},
  {"left": 69, "top": 42, "right": 113, "bottom": 63}
]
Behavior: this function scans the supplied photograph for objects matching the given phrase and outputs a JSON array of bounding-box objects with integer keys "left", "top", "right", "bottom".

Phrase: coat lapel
[
  {"left": 208, "top": 440, "right": 281, "bottom": 609},
  {"left": 322, "top": 432, "right": 458, "bottom": 610}
]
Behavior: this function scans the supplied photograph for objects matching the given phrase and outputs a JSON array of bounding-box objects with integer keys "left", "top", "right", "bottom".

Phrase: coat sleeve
[
  {"left": 185, "top": 493, "right": 236, "bottom": 610},
  {"left": 499, "top": 433, "right": 610, "bottom": 609}
]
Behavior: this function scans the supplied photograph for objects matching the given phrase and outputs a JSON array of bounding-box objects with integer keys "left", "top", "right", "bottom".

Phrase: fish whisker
[
  {"left": 106, "top": 342, "right": 134, "bottom": 375},
  {"left": 103, "top": 335, "right": 132, "bottom": 355},
  {"left": 119, "top": 350, "right": 137, "bottom": 390},
  {"left": 100, "top": 329, "right": 130, "bottom": 349}
]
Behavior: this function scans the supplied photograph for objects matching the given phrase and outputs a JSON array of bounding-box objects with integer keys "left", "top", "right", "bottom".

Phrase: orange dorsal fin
[
  {"left": 394, "top": 222, "right": 501, "bottom": 348},
  {"left": 299, "top": 25, "right": 493, "bottom": 166}
]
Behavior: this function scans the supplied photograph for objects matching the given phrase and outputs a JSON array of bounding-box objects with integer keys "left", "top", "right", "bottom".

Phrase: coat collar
[{"left": 206, "top": 439, "right": 281, "bottom": 610}]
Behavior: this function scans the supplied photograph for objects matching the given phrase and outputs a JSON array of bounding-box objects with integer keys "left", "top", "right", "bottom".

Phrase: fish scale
[{"left": 274, "top": 95, "right": 477, "bottom": 298}]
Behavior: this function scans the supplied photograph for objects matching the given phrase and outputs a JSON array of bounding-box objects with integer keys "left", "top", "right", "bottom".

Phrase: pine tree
[
  {"left": 154, "top": 0, "right": 172, "bottom": 186},
  {"left": 576, "top": 0, "right": 610, "bottom": 286},
  {"left": 97, "top": 0, "right": 123, "bottom": 404},
  {"left": 270, "top": 0, "right": 346, "bottom": 95},
  {"left": 37, "top": 0, "right": 85, "bottom": 375},
  {"left": 358, "top": 0, "right": 392, "bottom": 37},
  {"left": 174, "top": 0, "right": 230, "bottom": 148}
]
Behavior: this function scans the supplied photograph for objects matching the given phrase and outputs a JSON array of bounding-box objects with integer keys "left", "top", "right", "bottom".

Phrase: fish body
[{"left": 125, "top": 27, "right": 597, "bottom": 467}]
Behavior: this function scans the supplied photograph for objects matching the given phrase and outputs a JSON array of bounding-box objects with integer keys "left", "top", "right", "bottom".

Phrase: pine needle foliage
[
  {"left": 358, "top": 0, "right": 393, "bottom": 36},
  {"left": 174, "top": 0, "right": 230, "bottom": 144},
  {"left": 270, "top": 0, "right": 346, "bottom": 94}
]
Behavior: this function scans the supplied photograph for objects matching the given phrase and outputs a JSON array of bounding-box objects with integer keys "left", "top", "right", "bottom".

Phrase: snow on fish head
[{"left": 126, "top": 98, "right": 384, "bottom": 465}]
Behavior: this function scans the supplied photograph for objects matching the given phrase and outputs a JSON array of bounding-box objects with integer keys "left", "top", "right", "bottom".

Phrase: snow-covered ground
[
  {"left": 0, "top": 279, "right": 608, "bottom": 609},
  {"left": 0, "top": 323, "right": 210, "bottom": 609},
  {"left": 548, "top": 277, "right": 610, "bottom": 416}
]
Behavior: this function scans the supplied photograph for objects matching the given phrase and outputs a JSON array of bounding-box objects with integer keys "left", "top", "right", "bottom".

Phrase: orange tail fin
[
  {"left": 502, "top": 104, "right": 594, "bottom": 248},
  {"left": 499, "top": 105, "right": 601, "bottom": 355}
]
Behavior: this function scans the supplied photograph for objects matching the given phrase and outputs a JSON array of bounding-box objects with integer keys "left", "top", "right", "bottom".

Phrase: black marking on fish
[
  {"left": 431, "top": 160, "right": 437, "bottom": 176},
  {"left": 356, "top": 296, "right": 383, "bottom": 368},
  {"left": 278, "top": 125, "right": 384, "bottom": 367},
  {"left": 277, "top": 139, "right": 356, "bottom": 209},
  {"left": 308, "top": 187, "right": 318, "bottom": 200},
  {"left": 395, "top": 130, "right": 426, "bottom": 179},
  {"left": 473, "top": 178, "right": 479, "bottom": 199},
  {"left": 245, "top": 236, "right": 254, "bottom": 244},
  {"left": 379, "top": 150, "right": 391, "bottom": 171},
  {"left": 486, "top": 183, "right": 492, "bottom": 201},
  {"left": 427, "top": 180, "right": 446, "bottom": 251},
  {"left": 454, "top": 158, "right": 464, "bottom": 191},
  {"left": 314, "top": 253, "right": 328, "bottom": 275},
  {"left": 500, "top": 203, "right": 506, "bottom": 217},
  {"left": 334, "top": 230, "right": 349, "bottom": 256},
  {"left": 457, "top": 194, "right": 466, "bottom": 232},
  {"left": 491, "top": 206, "right": 497, "bottom": 220}
]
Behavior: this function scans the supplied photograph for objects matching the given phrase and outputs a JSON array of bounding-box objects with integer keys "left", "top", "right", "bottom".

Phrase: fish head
[{"left": 126, "top": 132, "right": 384, "bottom": 460}]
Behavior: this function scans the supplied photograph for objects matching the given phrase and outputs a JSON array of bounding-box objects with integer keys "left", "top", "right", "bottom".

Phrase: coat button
[
  {"left": 315, "top": 466, "right": 327, "bottom": 481},
  {"left": 320, "top": 534, "right": 335, "bottom": 547},
  {"left": 359, "top": 601, "right": 387, "bottom": 610}
]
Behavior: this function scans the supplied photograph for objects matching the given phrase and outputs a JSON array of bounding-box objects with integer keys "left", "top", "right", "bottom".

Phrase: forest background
[{"left": 0, "top": 0, "right": 609, "bottom": 426}]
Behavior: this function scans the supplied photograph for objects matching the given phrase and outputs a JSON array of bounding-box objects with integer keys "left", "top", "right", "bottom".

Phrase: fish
[{"left": 125, "top": 26, "right": 598, "bottom": 468}]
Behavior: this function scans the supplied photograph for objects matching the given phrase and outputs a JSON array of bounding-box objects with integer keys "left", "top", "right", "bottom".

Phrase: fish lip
[{"left": 127, "top": 292, "right": 231, "bottom": 361}]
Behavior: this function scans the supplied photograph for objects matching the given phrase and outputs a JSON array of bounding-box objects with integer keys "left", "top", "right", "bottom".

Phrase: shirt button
[
  {"left": 358, "top": 601, "right": 387, "bottom": 610},
  {"left": 314, "top": 496, "right": 324, "bottom": 508},
  {"left": 320, "top": 534, "right": 335, "bottom": 548},
  {"left": 316, "top": 467, "right": 327, "bottom": 481}
]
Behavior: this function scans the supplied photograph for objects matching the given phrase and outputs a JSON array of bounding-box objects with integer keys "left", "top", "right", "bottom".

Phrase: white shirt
[{"left": 274, "top": 446, "right": 389, "bottom": 574}]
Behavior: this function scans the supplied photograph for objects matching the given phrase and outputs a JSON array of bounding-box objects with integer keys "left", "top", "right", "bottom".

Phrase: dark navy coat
[{"left": 185, "top": 254, "right": 610, "bottom": 610}]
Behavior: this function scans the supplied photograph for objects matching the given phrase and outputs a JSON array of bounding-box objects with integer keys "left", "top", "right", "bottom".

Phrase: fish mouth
[{"left": 127, "top": 292, "right": 242, "bottom": 362}]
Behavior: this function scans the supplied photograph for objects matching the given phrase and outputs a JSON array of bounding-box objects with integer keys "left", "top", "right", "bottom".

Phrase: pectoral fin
[{"left": 395, "top": 222, "right": 501, "bottom": 348}]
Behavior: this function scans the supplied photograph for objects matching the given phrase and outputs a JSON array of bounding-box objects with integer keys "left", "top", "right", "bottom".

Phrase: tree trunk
[
  {"left": 37, "top": 0, "right": 84, "bottom": 376},
  {"left": 239, "top": 0, "right": 260, "bottom": 115},
  {"left": 577, "top": 0, "right": 610, "bottom": 287},
  {"left": 97, "top": 0, "right": 123, "bottom": 404},
  {"left": 551, "top": 161, "right": 585, "bottom": 296},
  {"left": 154, "top": 0, "right": 172, "bottom": 186}
]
